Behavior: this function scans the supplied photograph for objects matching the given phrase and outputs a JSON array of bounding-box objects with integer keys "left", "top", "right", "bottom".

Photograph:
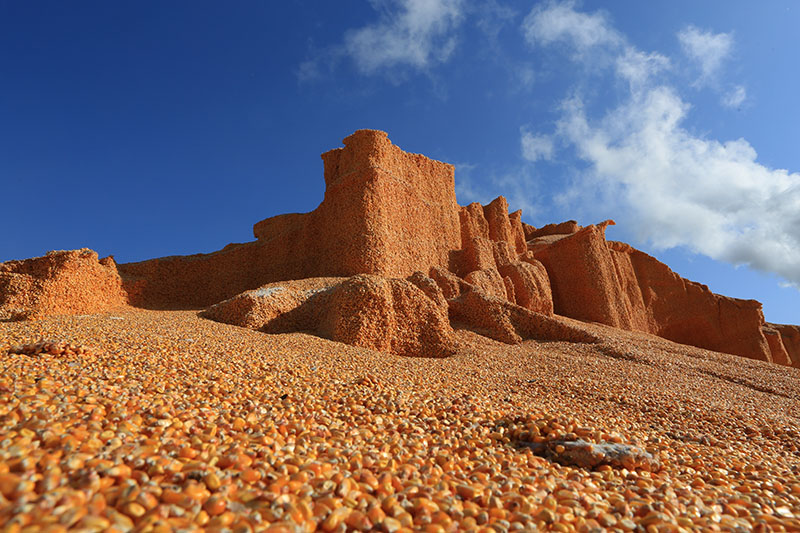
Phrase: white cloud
[
  {"left": 558, "top": 87, "right": 800, "bottom": 287},
  {"left": 520, "top": 129, "right": 554, "bottom": 162},
  {"left": 296, "top": 59, "right": 320, "bottom": 83},
  {"left": 524, "top": 2, "right": 800, "bottom": 288},
  {"left": 474, "top": 0, "right": 516, "bottom": 44},
  {"left": 678, "top": 25, "right": 733, "bottom": 85},
  {"left": 722, "top": 85, "right": 747, "bottom": 108},
  {"left": 522, "top": 0, "right": 621, "bottom": 54},
  {"left": 615, "top": 47, "right": 670, "bottom": 91},
  {"left": 343, "top": 0, "right": 465, "bottom": 74}
]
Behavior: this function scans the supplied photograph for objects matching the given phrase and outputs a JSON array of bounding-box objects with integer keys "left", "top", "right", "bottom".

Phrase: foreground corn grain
[{"left": 1, "top": 310, "right": 799, "bottom": 532}]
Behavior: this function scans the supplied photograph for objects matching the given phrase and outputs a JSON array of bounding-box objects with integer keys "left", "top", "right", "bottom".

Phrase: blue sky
[{"left": 1, "top": 1, "right": 798, "bottom": 324}]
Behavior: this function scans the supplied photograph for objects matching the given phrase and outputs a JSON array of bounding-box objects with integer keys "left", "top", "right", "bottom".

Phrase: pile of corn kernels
[{"left": 1, "top": 310, "right": 799, "bottom": 532}]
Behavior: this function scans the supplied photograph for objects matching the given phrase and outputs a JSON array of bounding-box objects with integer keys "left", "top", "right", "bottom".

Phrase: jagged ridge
[{"left": 0, "top": 130, "right": 796, "bottom": 366}]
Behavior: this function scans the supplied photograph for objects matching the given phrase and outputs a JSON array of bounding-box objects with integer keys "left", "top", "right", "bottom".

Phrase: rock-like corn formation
[
  {"left": 1, "top": 130, "right": 798, "bottom": 366},
  {"left": 0, "top": 249, "right": 127, "bottom": 321},
  {"left": 1, "top": 129, "right": 799, "bottom": 531}
]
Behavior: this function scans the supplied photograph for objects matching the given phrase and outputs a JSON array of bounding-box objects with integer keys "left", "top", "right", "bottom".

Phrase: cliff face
[
  {"left": 534, "top": 222, "right": 636, "bottom": 329},
  {"left": 456, "top": 197, "right": 553, "bottom": 315},
  {"left": 615, "top": 243, "right": 770, "bottom": 362},
  {"left": 118, "top": 243, "right": 267, "bottom": 309},
  {"left": 313, "top": 130, "right": 461, "bottom": 277},
  {"left": 119, "top": 130, "right": 461, "bottom": 308},
  {"left": 1, "top": 129, "right": 797, "bottom": 366},
  {"left": 531, "top": 222, "right": 772, "bottom": 362},
  {"left": 769, "top": 324, "right": 800, "bottom": 367},
  {"left": 0, "top": 249, "right": 127, "bottom": 319}
]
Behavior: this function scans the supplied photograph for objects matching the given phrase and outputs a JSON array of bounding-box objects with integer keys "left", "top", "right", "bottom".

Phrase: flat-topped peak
[{"left": 342, "top": 129, "right": 389, "bottom": 146}]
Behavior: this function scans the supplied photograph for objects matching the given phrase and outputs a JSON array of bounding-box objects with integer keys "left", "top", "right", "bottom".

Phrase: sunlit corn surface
[{"left": 2, "top": 309, "right": 799, "bottom": 532}]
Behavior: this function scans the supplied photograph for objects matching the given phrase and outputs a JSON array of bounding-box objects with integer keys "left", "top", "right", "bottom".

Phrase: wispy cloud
[
  {"left": 677, "top": 25, "right": 733, "bottom": 85},
  {"left": 473, "top": 0, "right": 516, "bottom": 45},
  {"left": 677, "top": 25, "right": 747, "bottom": 107},
  {"left": 296, "top": 58, "right": 322, "bottom": 83},
  {"left": 522, "top": 0, "right": 621, "bottom": 54},
  {"left": 298, "top": 0, "right": 465, "bottom": 82},
  {"left": 722, "top": 85, "right": 747, "bottom": 108},
  {"left": 514, "top": 64, "right": 536, "bottom": 89},
  {"left": 345, "top": 0, "right": 465, "bottom": 74},
  {"left": 523, "top": 1, "right": 800, "bottom": 288},
  {"left": 615, "top": 47, "right": 670, "bottom": 91},
  {"left": 520, "top": 128, "right": 554, "bottom": 162}
]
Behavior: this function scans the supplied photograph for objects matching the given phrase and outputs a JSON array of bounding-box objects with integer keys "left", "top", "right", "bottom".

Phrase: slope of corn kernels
[{"left": 1, "top": 309, "right": 799, "bottom": 532}]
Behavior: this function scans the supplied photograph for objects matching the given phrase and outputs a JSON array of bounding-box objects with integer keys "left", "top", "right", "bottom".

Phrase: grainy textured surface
[
  {"left": 317, "top": 275, "right": 458, "bottom": 359},
  {"left": 446, "top": 289, "right": 598, "bottom": 346},
  {"left": 0, "top": 249, "right": 127, "bottom": 320},
  {"left": 316, "top": 130, "right": 461, "bottom": 279},
  {"left": 771, "top": 324, "right": 800, "bottom": 367},
  {"left": 533, "top": 223, "right": 775, "bottom": 364},
  {"left": 456, "top": 200, "right": 553, "bottom": 316},
  {"left": 201, "top": 278, "right": 345, "bottom": 332},
  {"left": 203, "top": 275, "right": 458, "bottom": 358},
  {"left": 119, "top": 130, "right": 461, "bottom": 309},
  {"left": 2, "top": 129, "right": 798, "bottom": 367},
  {"left": 1, "top": 310, "right": 799, "bottom": 532},
  {"left": 525, "top": 221, "right": 582, "bottom": 240},
  {"left": 497, "top": 262, "right": 553, "bottom": 316},
  {"left": 609, "top": 241, "right": 771, "bottom": 363}
]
